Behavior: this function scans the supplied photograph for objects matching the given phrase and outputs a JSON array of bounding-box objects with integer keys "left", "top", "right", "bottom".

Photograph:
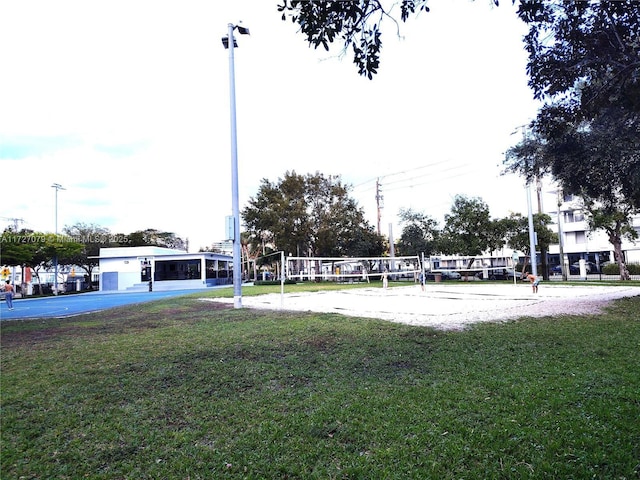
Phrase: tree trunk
[
  {"left": 609, "top": 232, "right": 630, "bottom": 280},
  {"left": 33, "top": 268, "right": 44, "bottom": 295},
  {"left": 540, "top": 246, "right": 549, "bottom": 280},
  {"left": 521, "top": 255, "right": 530, "bottom": 276}
]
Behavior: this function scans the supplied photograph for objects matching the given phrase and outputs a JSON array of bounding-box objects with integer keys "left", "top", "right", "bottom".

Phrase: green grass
[{"left": 2, "top": 286, "right": 639, "bottom": 479}]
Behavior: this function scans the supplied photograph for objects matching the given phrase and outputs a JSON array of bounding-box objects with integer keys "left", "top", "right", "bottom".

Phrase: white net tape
[{"left": 284, "top": 255, "right": 422, "bottom": 282}]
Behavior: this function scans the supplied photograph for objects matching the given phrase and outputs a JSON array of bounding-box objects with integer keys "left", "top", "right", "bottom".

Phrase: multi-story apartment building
[{"left": 547, "top": 194, "right": 640, "bottom": 270}]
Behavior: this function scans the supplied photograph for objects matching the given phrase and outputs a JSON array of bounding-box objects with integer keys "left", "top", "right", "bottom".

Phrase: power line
[
  {"left": 352, "top": 160, "right": 454, "bottom": 189},
  {"left": 381, "top": 164, "right": 471, "bottom": 188},
  {"left": 0, "top": 217, "right": 25, "bottom": 231},
  {"left": 382, "top": 169, "right": 485, "bottom": 193}
]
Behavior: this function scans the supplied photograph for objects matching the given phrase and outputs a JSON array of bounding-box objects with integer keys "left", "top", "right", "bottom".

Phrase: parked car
[
  {"left": 551, "top": 261, "right": 599, "bottom": 275},
  {"left": 551, "top": 264, "right": 579, "bottom": 275},
  {"left": 440, "top": 270, "right": 461, "bottom": 280},
  {"left": 424, "top": 270, "right": 460, "bottom": 281},
  {"left": 475, "top": 268, "right": 517, "bottom": 280}
]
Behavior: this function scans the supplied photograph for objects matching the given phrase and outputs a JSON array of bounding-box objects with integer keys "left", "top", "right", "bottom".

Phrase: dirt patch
[{"left": 1, "top": 299, "right": 235, "bottom": 349}]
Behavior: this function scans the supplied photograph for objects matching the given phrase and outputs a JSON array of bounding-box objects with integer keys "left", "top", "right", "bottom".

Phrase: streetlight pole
[
  {"left": 556, "top": 187, "right": 567, "bottom": 281},
  {"left": 526, "top": 183, "right": 538, "bottom": 277},
  {"left": 222, "top": 23, "right": 250, "bottom": 309},
  {"left": 51, "top": 183, "right": 65, "bottom": 295}
]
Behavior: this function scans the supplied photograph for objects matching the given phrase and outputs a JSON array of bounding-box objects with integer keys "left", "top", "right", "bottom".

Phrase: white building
[
  {"left": 98, "top": 246, "right": 233, "bottom": 292},
  {"left": 548, "top": 194, "right": 640, "bottom": 269}
]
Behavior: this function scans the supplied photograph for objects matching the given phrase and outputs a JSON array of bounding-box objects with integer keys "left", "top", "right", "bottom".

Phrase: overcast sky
[{"left": 0, "top": 0, "right": 545, "bottom": 252}]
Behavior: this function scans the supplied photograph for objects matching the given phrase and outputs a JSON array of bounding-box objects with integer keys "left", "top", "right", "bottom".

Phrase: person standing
[
  {"left": 418, "top": 271, "right": 425, "bottom": 291},
  {"left": 524, "top": 272, "right": 540, "bottom": 293},
  {"left": 2, "top": 281, "right": 15, "bottom": 309}
]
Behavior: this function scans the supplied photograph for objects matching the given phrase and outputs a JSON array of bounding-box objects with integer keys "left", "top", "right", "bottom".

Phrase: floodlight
[{"left": 221, "top": 36, "right": 237, "bottom": 49}]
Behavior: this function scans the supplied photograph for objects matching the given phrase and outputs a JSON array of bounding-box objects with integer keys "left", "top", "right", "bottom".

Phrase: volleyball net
[{"left": 282, "top": 255, "right": 422, "bottom": 282}]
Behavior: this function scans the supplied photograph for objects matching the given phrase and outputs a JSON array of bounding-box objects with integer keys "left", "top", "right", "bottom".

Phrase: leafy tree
[
  {"left": 240, "top": 231, "right": 265, "bottom": 281},
  {"left": 243, "top": 171, "right": 384, "bottom": 258},
  {"left": 396, "top": 208, "right": 440, "bottom": 257},
  {"left": 341, "top": 222, "right": 385, "bottom": 258},
  {"left": 506, "top": 2, "right": 640, "bottom": 279},
  {"left": 585, "top": 200, "right": 638, "bottom": 280},
  {"left": 61, "top": 223, "right": 124, "bottom": 288},
  {"left": 486, "top": 216, "right": 514, "bottom": 255},
  {"left": 518, "top": 1, "right": 640, "bottom": 120},
  {"left": 2, "top": 230, "right": 48, "bottom": 294},
  {"left": 1, "top": 230, "right": 83, "bottom": 294},
  {"left": 278, "top": 0, "right": 501, "bottom": 79},
  {"left": 243, "top": 171, "right": 310, "bottom": 257},
  {"left": 438, "top": 195, "right": 494, "bottom": 258},
  {"left": 127, "top": 229, "right": 186, "bottom": 250},
  {"left": 1, "top": 228, "right": 39, "bottom": 267},
  {"left": 502, "top": 212, "right": 557, "bottom": 278},
  {"left": 46, "top": 233, "right": 84, "bottom": 270}
]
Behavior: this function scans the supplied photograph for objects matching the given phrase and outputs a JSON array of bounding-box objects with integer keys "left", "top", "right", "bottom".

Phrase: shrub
[{"left": 603, "top": 262, "right": 640, "bottom": 275}]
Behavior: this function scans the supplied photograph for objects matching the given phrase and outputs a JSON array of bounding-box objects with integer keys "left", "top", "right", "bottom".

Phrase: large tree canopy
[
  {"left": 439, "top": 195, "right": 495, "bottom": 257},
  {"left": 505, "top": 1, "right": 640, "bottom": 279},
  {"left": 508, "top": 1, "right": 640, "bottom": 186},
  {"left": 518, "top": 1, "right": 640, "bottom": 117},
  {"left": 242, "top": 171, "right": 384, "bottom": 258},
  {"left": 396, "top": 208, "right": 440, "bottom": 257},
  {"left": 515, "top": 1, "right": 640, "bottom": 204},
  {"left": 126, "top": 229, "right": 187, "bottom": 250},
  {"left": 61, "top": 223, "right": 125, "bottom": 286}
]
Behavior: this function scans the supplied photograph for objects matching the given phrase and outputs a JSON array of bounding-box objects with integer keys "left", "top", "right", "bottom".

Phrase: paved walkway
[{"left": 0, "top": 289, "right": 210, "bottom": 321}]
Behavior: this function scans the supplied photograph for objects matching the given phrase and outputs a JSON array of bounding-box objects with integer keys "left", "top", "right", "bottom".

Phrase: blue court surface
[{"left": 0, "top": 289, "right": 218, "bottom": 321}]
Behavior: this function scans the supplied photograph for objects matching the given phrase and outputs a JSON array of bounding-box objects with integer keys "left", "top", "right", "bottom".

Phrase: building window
[
  {"left": 155, "top": 260, "right": 201, "bottom": 281},
  {"left": 206, "top": 259, "right": 231, "bottom": 279},
  {"left": 575, "top": 231, "right": 586, "bottom": 244},
  {"left": 564, "top": 211, "right": 585, "bottom": 223}
]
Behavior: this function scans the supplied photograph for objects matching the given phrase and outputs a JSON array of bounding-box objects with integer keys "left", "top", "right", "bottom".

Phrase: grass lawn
[{"left": 2, "top": 286, "right": 639, "bottom": 479}]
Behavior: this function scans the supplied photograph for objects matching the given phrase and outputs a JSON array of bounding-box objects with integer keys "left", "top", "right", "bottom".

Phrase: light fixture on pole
[
  {"left": 51, "top": 183, "right": 65, "bottom": 295},
  {"left": 222, "top": 23, "right": 250, "bottom": 309}
]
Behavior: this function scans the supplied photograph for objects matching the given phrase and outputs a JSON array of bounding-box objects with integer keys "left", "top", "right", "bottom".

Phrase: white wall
[{"left": 100, "top": 257, "right": 143, "bottom": 291}]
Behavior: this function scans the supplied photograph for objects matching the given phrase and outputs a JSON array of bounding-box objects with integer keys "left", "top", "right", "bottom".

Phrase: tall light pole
[
  {"left": 526, "top": 183, "right": 538, "bottom": 277},
  {"left": 512, "top": 124, "right": 538, "bottom": 278},
  {"left": 222, "top": 23, "right": 250, "bottom": 309},
  {"left": 51, "top": 183, "right": 65, "bottom": 295},
  {"left": 556, "top": 187, "right": 567, "bottom": 281}
]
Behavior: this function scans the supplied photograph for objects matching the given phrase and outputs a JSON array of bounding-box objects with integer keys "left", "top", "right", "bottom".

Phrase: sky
[{"left": 0, "top": 0, "right": 545, "bottom": 252}]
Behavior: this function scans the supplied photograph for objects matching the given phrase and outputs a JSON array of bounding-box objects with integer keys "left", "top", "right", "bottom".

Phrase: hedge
[{"left": 602, "top": 262, "right": 640, "bottom": 275}]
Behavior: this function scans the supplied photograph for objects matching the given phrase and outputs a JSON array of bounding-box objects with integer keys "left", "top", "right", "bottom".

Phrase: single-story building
[{"left": 98, "top": 246, "right": 233, "bottom": 292}]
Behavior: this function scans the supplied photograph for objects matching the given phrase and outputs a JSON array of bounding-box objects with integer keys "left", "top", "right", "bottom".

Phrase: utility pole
[
  {"left": 375, "top": 178, "right": 383, "bottom": 236},
  {"left": 1, "top": 217, "right": 24, "bottom": 231}
]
